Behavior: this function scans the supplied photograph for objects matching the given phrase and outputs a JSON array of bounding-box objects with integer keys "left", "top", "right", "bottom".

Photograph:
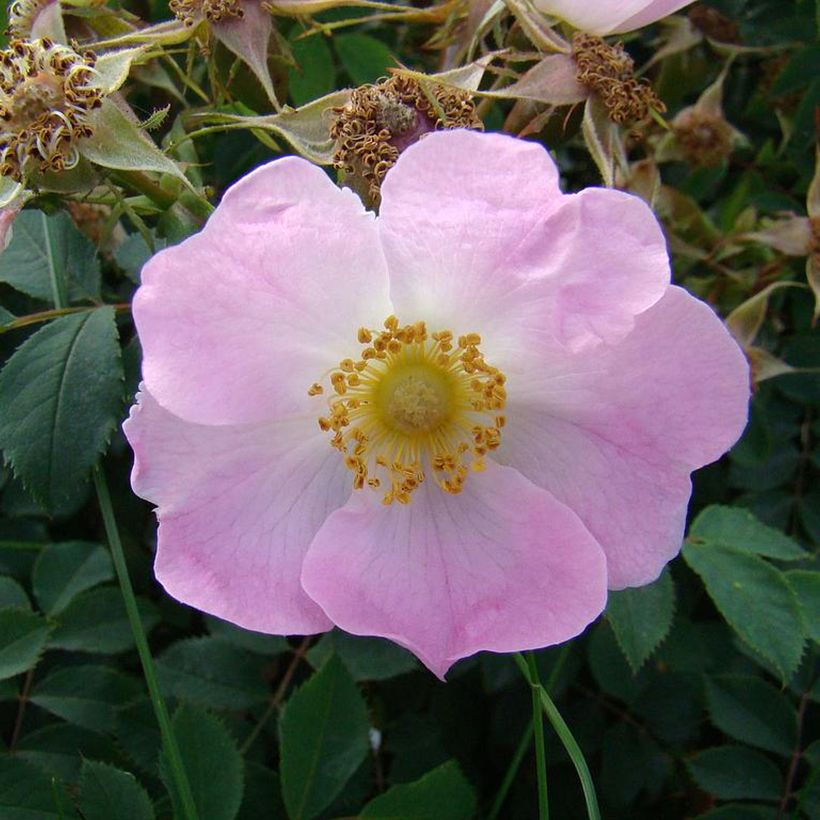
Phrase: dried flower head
[
  {"left": 572, "top": 32, "right": 665, "bottom": 124},
  {"left": 7, "top": 0, "right": 52, "bottom": 38},
  {"left": 688, "top": 4, "right": 740, "bottom": 44},
  {"left": 170, "top": 0, "right": 244, "bottom": 26},
  {"left": 0, "top": 38, "right": 103, "bottom": 182},
  {"left": 673, "top": 106, "right": 734, "bottom": 167},
  {"left": 331, "top": 75, "right": 482, "bottom": 202}
]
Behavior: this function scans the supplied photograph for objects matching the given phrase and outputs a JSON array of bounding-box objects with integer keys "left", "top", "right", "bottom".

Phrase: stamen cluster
[
  {"left": 170, "top": 0, "right": 244, "bottom": 25},
  {"left": 7, "top": 0, "right": 51, "bottom": 38},
  {"left": 572, "top": 32, "right": 665, "bottom": 124},
  {"left": 331, "top": 76, "right": 482, "bottom": 202},
  {"left": 0, "top": 38, "right": 103, "bottom": 181},
  {"left": 311, "top": 316, "right": 506, "bottom": 505}
]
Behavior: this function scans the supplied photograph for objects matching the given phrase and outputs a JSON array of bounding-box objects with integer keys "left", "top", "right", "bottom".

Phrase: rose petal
[
  {"left": 124, "top": 389, "right": 352, "bottom": 634},
  {"left": 302, "top": 462, "right": 607, "bottom": 678},
  {"left": 380, "top": 130, "right": 669, "bottom": 364},
  {"left": 135, "top": 157, "right": 391, "bottom": 426},
  {"left": 533, "top": 0, "right": 693, "bottom": 34},
  {"left": 497, "top": 285, "right": 750, "bottom": 588},
  {"left": 613, "top": 0, "right": 696, "bottom": 34}
]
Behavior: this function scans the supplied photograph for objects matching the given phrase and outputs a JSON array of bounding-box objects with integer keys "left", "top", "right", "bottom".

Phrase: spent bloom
[
  {"left": 535, "top": 0, "right": 696, "bottom": 35},
  {"left": 124, "top": 130, "right": 749, "bottom": 678}
]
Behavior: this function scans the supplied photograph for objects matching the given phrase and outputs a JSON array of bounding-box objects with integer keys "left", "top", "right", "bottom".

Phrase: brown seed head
[
  {"left": 170, "top": 0, "right": 244, "bottom": 25},
  {"left": 331, "top": 75, "right": 482, "bottom": 203},
  {"left": 673, "top": 106, "right": 734, "bottom": 167},
  {"left": 0, "top": 38, "right": 103, "bottom": 182},
  {"left": 572, "top": 32, "right": 665, "bottom": 125}
]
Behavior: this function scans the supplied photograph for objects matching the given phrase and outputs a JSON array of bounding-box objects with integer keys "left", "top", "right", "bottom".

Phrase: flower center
[{"left": 310, "top": 316, "right": 506, "bottom": 505}]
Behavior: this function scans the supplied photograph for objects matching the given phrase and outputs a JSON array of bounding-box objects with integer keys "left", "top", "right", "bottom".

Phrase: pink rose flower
[
  {"left": 124, "top": 130, "right": 749, "bottom": 678},
  {"left": 534, "top": 0, "right": 696, "bottom": 35}
]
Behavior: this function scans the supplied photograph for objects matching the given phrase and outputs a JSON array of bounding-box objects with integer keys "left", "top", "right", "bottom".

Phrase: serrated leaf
[
  {"left": 31, "top": 665, "right": 142, "bottom": 732},
  {"left": 32, "top": 541, "right": 114, "bottom": 615},
  {"left": 237, "top": 763, "right": 286, "bottom": 820},
  {"left": 0, "top": 756, "right": 75, "bottom": 819},
  {"left": 687, "top": 745, "right": 782, "bottom": 801},
  {"left": 160, "top": 705, "right": 244, "bottom": 820},
  {"left": 307, "top": 629, "right": 418, "bottom": 681},
  {"left": 689, "top": 505, "right": 809, "bottom": 560},
  {"left": 51, "top": 587, "right": 158, "bottom": 654},
  {"left": 17, "top": 724, "right": 120, "bottom": 781},
  {"left": 335, "top": 33, "right": 394, "bottom": 86},
  {"left": 78, "top": 760, "right": 155, "bottom": 820},
  {"left": 279, "top": 654, "right": 370, "bottom": 820},
  {"left": 682, "top": 541, "right": 805, "bottom": 680},
  {"left": 704, "top": 676, "right": 797, "bottom": 756},
  {"left": 0, "top": 210, "right": 100, "bottom": 302},
  {"left": 360, "top": 760, "right": 477, "bottom": 819},
  {"left": 606, "top": 568, "right": 676, "bottom": 673},
  {"left": 0, "top": 577, "right": 29, "bottom": 609},
  {"left": 0, "top": 607, "right": 51, "bottom": 680},
  {"left": 0, "top": 308, "right": 124, "bottom": 510},
  {"left": 156, "top": 636, "right": 268, "bottom": 710},
  {"left": 785, "top": 570, "right": 820, "bottom": 643}
]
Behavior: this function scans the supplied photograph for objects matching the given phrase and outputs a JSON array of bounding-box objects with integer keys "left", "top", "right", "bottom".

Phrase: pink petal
[
  {"left": 123, "top": 389, "right": 352, "bottom": 634},
  {"left": 134, "top": 157, "right": 391, "bottom": 426},
  {"left": 497, "top": 286, "right": 750, "bottom": 589},
  {"left": 379, "top": 130, "right": 669, "bottom": 365},
  {"left": 533, "top": 0, "right": 693, "bottom": 34},
  {"left": 301, "top": 463, "right": 607, "bottom": 679},
  {"left": 212, "top": 1, "right": 278, "bottom": 107}
]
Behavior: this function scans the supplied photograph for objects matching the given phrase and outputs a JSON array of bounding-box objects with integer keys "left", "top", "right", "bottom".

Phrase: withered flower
[
  {"left": 572, "top": 32, "right": 665, "bottom": 124},
  {"left": 331, "top": 75, "right": 482, "bottom": 203},
  {"left": 170, "top": 0, "right": 245, "bottom": 26},
  {"left": 672, "top": 106, "right": 734, "bottom": 167},
  {"left": 0, "top": 38, "right": 103, "bottom": 182}
]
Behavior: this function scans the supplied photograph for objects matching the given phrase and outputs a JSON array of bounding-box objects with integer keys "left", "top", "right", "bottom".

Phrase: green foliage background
[{"left": 0, "top": 0, "right": 818, "bottom": 818}]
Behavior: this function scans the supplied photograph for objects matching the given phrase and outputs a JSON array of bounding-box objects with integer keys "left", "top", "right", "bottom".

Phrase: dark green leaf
[
  {"left": 279, "top": 654, "right": 370, "bottom": 820},
  {"left": 78, "top": 760, "right": 155, "bottom": 820},
  {"left": 307, "top": 630, "right": 418, "bottom": 681},
  {"left": 0, "top": 756, "right": 76, "bottom": 819},
  {"left": 205, "top": 615, "right": 289, "bottom": 656},
  {"left": 289, "top": 36, "right": 335, "bottom": 106},
  {"left": 687, "top": 745, "right": 782, "bottom": 801},
  {"left": 0, "top": 308, "right": 124, "bottom": 510},
  {"left": 360, "top": 760, "right": 476, "bottom": 819},
  {"left": 0, "top": 607, "right": 51, "bottom": 680},
  {"left": 0, "top": 577, "right": 29, "bottom": 609},
  {"left": 113, "top": 232, "right": 166, "bottom": 284},
  {"left": 606, "top": 568, "right": 676, "bottom": 673},
  {"left": 156, "top": 636, "right": 268, "bottom": 710},
  {"left": 704, "top": 676, "right": 797, "bottom": 756},
  {"left": 32, "top": 541, "right": 113, "bottom": 615},
  {"left": 689, "top": 505, "right": 809, "bottom": 561},
  {"left": 695, "top": 805, "right": 776, "bottom": 819},
  {"left": 160, "top": 705, "right": 243, "bottom": 820},
  {"left": 17, "top": 724, "right": 120, "bottom": 781},
  {"left": 682, "top": 540, "right": 805, "bottom": 680},
  {"left": 237, "top": 763, "right": 286, "bottom": 820},
  {"left": 785, "top": 570, "right": 820, "bottom": 643},
  {"left": 51, "top": 587, "right": 159, "bottom": 654},
  {"left": 334, "top": 34, "right": 394, "bottom": 86},
  {"left": 31, "top": 665, "right": 142, "bottom": 732},
  {"left": 0, "top": 210, "right": 100, "bottom": 302}
]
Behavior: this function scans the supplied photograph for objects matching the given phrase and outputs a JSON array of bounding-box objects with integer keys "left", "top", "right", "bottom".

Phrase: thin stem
[
  {"left": 515, "top": 653, "right": 549, "bottom": 820},
  {"left": 1, "top": 304, "right": 131, "bottom": 335},
  {"left": 9, "top": 667, "right": 36, "bottom": 750},
  {"left": 93, "top": 467, "right": 199, "bottom": 820}
]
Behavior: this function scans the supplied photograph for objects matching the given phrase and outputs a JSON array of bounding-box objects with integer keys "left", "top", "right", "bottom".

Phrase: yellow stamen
[{"left": 311, "top": 316, "right": 506, "bottom": 505}]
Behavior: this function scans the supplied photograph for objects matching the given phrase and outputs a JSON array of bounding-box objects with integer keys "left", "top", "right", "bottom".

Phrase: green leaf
[
  {"left": 334, "top": 34, "right": 394, "bottom": 86},
  {"left": 687, "top": 745, "right": 782, "bottom": 801},
  {"left": 51, "top": 587, "right": 159, "bottom": 654},
  {"left": 205, "top": 615, "right": 289, "bottom": 656},
  {"left": 113, "top": 232, "right": 167, "bottom": 284},
  {"left": 0, "top": 210, "right": 100, "bottom": 302},
  {"left": 289, "top": 36, "right": 335, "bottom": 106},
  {"left": 279, "top": 654, "right": 370, "bottom": 820},
  {"left": 695, "top": 806, "right": 777, "bottom": 819},
  {"left": 78, "top": 760, "right": 155, "bottom": 820},
  {"left": 237, "top": 763, "right": 286, "bottom": 820},
  {"left": 31, "top": 665, "right": 142, "bottom": 732},
  {"left": 32, "top": 541, "right": 114, "bottom": 616},
  {"left": 156, "top": 636, "right": 268, "bottom": 710},
  {"left": 360, "top": 761, "right": 477, "bottom": 819},
  {"left": 0, "top": 308, "right": 124, "bottom": 511},
  {"left": 17, "top": 724, "right": 120, "bottom": 782},
  {"left": 606, "top": 568, "right": 676, "bottom": 673},
  {"left": 307, "top": 629, "right": 418, "bottom": 681},
  {"left": 160, "top": 705, "right": 244, "bottom": 820},
  {"left": 704, "top": 676, "right": 797, "bottom": 756},
  {"left": 0, "top": 756, "right": 75, "bottom": 819},
  {"left": 682, "top": 540, "right": 805, "bottom": 680},
  {"left": 0, "top": 577, "right": 30, "bottom": 609},
  {"left": 689, "top": 505, "right": 809, "bottom": 560},
  {"left": 785, "top": 570, "right": 820, "bottom": 643},
  {"left": 0, "top": 607, "right": 51, "bottom": 680}
]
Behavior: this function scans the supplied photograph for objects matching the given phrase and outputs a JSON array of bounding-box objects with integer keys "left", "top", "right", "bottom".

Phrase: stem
[
  {"left": 515, "top": 653, "right": 549, "bottom": 820},
  {"left": 1, "top": 304, "right": 131, "bottom": 335},
  {"left": 9, "top": 667, "right": 36, "bottom": 750},
  {"left": 93, "top": 467, "right": 199, "bottom": 820}
]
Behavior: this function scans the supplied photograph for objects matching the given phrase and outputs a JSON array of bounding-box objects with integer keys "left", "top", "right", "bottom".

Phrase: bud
[
  {"left": 0, "top": 38, "right": 103, "bottom": 182},
  {"left": 331, "top": 75, "right": 482, "bottom": 204},
  {"left": 170, "top": 0, "right": 244, "bottom": 25},
  {"left": 571, "top": 33, "right": 664, "bottom": 125}
]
